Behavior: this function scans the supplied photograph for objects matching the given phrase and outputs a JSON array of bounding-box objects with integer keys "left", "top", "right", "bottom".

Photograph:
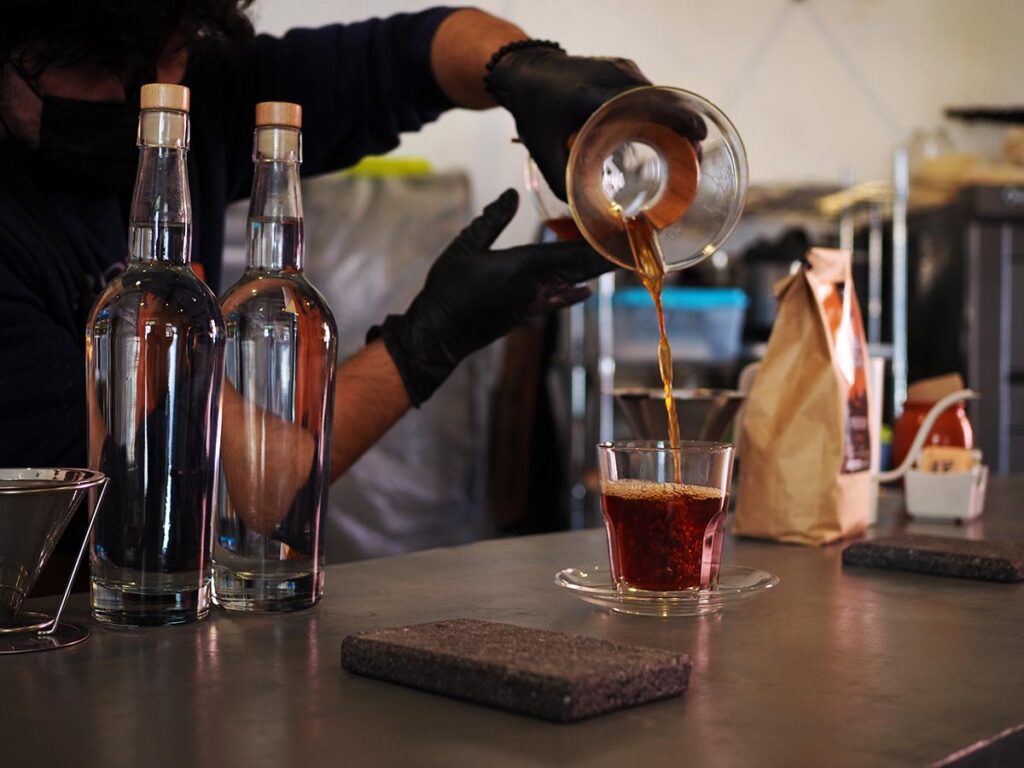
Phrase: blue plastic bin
[{"left": 612, "top": 286, "right": 749, "bottom": 362}]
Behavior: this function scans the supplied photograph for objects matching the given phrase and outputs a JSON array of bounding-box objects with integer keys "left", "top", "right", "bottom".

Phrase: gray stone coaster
[
  {"left": 340, "top": 618, "right": 691, "bottom": 722},
  {"left": 842, "top": 534, "right": 1024, "bottom": 582}
]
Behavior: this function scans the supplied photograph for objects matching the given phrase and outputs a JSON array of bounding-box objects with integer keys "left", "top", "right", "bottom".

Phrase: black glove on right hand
[
  {"left": 368, "top": 189, "right": 613, "bottom": 407},
  {"left": 485, "top": 45, "right": 707, "bottom": 201},
  {"left": 486, "top": 47, "right": 650, "bottom": 200}
]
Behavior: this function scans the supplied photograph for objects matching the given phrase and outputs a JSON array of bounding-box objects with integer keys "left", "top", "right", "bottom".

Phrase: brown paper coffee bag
[{"left": 733, "top": 248, "right": 872, "bottom": 545}]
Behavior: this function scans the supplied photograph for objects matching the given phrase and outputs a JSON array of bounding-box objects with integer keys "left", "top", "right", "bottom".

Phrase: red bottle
[{"left": 892, "top": 399, "right": 973, "bottom": 469}]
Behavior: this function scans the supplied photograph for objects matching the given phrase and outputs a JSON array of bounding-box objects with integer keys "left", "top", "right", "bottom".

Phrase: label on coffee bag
[{"left": 819, "top": 279, "right": 871, "bottom": 473}]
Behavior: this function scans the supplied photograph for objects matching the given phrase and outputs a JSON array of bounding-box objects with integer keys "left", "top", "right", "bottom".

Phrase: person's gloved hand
[
  {"left": 485, "top": 44, "right": 707, "bottom": 200},
  {"left": 368, "top": 189, "right": 612, "bottom": 406}
]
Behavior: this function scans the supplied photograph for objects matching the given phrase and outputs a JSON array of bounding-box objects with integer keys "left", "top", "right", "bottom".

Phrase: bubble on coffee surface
[{"left": 601, "top": 478, "right": 722, "bottom": 502}]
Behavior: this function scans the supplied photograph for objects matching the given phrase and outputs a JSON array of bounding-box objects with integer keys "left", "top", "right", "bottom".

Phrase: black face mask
[
  {"left": 2, "top": 62, "right": 140, "bottom": 195},
  {"left": 35, "top": 94, "right": 140, "bottom": 195}
]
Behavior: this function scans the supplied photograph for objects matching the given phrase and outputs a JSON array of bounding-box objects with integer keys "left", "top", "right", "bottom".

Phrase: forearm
[
  {"left": 219, "top": 381, "right": 317, "bottom": 534},
  {"left": 328, "top": 339, "right": 412, "bottom": 482},
  {"left": 430, "top": 8, "right": 526, "bottom": 109}
]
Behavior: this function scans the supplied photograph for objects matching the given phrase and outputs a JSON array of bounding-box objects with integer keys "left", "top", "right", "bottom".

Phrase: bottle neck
[
  {"left": 247, "top": 126, "right": 303, "bottom": 271},
  {"left": 128, "top": 109, "right": 191, "bottom": 264}
]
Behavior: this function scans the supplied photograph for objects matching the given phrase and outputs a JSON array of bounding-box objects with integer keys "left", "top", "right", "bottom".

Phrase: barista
[{"left": 0, "top": 2, "right": 656, "bottom": 479}]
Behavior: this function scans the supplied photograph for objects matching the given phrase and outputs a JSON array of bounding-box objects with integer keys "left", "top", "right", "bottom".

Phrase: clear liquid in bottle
[
  {"left": 213, "top": 106, "right": 337, "bottom": 612},
  {"left": 86, "top": 85, "right": 225, "bottom": 626}
]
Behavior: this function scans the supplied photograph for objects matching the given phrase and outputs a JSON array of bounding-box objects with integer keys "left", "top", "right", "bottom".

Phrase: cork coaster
[
  {"left": 341, "top": 618, "right": 691, "bottom": 722},
  {"left": 843, "top": 534, "right": 1024, "bottom": 582}
]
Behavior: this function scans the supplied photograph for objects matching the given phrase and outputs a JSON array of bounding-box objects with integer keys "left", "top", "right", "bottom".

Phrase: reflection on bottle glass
[
  {"left": 214, "top": 110, "right": 337, "bottom": 612},
  {"left": 87, "top": 86, "right": 225, "bottom": 627}
]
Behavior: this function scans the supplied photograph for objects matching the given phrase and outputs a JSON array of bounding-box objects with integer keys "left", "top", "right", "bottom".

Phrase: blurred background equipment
[{"left": 227, "top": 0, "right": 1024, "bottom": 546}]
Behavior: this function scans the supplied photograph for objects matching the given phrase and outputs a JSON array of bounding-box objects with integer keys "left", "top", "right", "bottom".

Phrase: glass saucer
[{"left": 555, "top": 564, "right": 779, "bottom": 617}]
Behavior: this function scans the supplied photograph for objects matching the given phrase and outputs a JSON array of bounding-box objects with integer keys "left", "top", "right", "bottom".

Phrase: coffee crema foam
[{"left": 601, "top": 478, "right": 722, "bottom": 502}]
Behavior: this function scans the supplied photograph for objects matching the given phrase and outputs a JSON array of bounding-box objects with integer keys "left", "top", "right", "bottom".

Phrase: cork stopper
[
  {"left": 255, "top": 102, "right": 302, "bottom": 128},
  {"left": 140, "top": 84, "right": 190, "bottom": 113}
]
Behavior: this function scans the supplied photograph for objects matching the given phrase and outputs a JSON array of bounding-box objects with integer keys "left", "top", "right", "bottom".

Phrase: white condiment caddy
[
  {"left": 903, "top": 463, "right": 988, "bottom": 521},
  {"left": 876, "top": 389, "right": 988, "bottom": 522}
]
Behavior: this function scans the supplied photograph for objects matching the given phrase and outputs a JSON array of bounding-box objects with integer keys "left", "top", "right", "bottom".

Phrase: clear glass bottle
[
  {"left": 214, "top": 102, "right": 337, "bottom": 612},
  {"left": 86, "top": 84, "right": 225, "bottom": 626}
]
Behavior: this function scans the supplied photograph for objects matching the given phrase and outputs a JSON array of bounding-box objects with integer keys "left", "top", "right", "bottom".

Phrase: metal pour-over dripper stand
[
  {"left": 614, "top": 389, "right": 746, "bottom": 443},
  {"left": 0, "top": 469, "right": 108, "bottom": 655}
]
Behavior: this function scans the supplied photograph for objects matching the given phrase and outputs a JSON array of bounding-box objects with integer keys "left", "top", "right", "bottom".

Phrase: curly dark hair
[{"left": 1, "top": 0, "right": 255, "bottom": 94}]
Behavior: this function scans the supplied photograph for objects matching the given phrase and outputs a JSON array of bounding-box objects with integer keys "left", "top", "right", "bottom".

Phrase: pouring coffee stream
[
  {"left": 616, "top": 206, "right": 683, "bottom": 480},
  {"left": 527, "top": 85, "right": 748, "bottom": 476},
  {"left": 604, "top": 120, "right": 702, "bottom": 482}
]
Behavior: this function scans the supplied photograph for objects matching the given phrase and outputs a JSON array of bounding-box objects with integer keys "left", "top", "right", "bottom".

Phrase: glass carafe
[{"left": 528, "top": 86, "right": 748, "bottom": 272}]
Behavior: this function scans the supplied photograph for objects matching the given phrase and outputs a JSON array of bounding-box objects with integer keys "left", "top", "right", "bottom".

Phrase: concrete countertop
[{"left": 3, "top": 478, "right": 1024, "bottom": 767}]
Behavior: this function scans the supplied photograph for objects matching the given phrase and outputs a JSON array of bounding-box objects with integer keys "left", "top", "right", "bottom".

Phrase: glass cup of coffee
[{"left": 597, "top": 440, "right": 734, "bottom": 592}]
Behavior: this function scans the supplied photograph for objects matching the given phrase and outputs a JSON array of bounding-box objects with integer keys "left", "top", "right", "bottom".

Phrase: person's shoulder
[{"left": 182, "top": 27, "right": 334, "bottom": 117}]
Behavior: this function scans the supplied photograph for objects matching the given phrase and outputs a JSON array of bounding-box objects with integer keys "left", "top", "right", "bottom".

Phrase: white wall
[{"left": 250, "top": 0, "right": 1024, "bottom": 246}]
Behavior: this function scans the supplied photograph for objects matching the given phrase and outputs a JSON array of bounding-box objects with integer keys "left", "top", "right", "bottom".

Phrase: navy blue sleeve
[
  {"left": 185, "top": 8, "right": 459, "bottom": 201},
  {"left": 0, "top": 247, "right": 86, "bottom": 469}
]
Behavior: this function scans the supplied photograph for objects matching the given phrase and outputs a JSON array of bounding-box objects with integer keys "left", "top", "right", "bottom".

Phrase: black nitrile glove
[
  {"left": 485, "top": 45, "right": 707, "bottom": 200},
  {"left": 368, "top": 189, "right": 613, "bottom": 406}
]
